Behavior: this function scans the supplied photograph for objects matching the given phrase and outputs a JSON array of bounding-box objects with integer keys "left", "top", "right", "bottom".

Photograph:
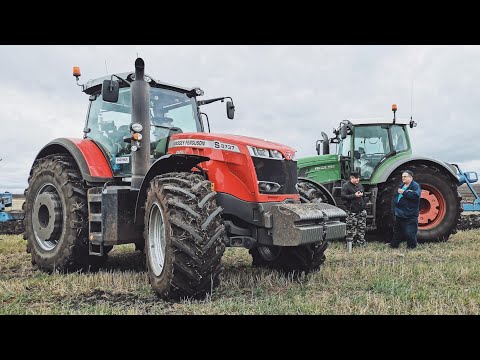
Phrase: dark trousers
[{"left": 391, "top": 216, "right": 418, "bottom": 248}]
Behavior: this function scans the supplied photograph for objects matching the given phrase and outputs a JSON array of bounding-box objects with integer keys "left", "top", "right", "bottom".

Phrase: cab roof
[{"left": 82, "top": 72, "right": 197, "bottom": 96}]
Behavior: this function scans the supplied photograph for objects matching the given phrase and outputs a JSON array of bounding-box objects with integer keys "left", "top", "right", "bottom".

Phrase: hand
[
  {"left": 398, "top": 188, "right": 404, "bottom": 194},
  {"left": 355, "top": 191, "right": 363, "bottom": 197}
]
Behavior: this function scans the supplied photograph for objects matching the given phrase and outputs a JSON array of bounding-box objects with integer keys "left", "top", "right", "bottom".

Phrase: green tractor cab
[{"left": 297, "top": 105, "right": 462, "bottom": 242}]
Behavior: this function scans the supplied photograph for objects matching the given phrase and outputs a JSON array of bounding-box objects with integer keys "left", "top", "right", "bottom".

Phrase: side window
[
  {"left": 391, "top": 125, "right": 408, "bottom": 152},
  {"left": 340, "top": 135, "right": 352, "bottom": 157},
  {"left": 87, "top": 88, "right": 132, "bottom": 176}
]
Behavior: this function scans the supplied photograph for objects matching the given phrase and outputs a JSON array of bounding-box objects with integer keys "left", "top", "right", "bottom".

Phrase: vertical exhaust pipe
[{"left": 131, "top": 58, "right": 151, "bottom": 190}]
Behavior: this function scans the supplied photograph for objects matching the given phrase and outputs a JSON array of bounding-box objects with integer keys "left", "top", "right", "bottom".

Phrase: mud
[{"left": 0, "top": 220, "right": 25, "bottom": 235}]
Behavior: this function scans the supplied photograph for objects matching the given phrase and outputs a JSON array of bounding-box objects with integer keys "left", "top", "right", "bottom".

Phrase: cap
[{"left": 350, "top": 171, "right": 361, "bottom": 178}]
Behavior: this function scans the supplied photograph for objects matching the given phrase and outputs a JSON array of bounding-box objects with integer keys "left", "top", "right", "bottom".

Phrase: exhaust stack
[{"left": 131, "top": 58, "right": 151, "bottom": 190}]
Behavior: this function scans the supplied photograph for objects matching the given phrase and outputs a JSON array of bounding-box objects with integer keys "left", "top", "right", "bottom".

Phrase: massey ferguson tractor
[
  {"left": 296, "top": 104, "right": 462, "bottom": 243},
  {"left": 23, "top": 58, "right": 346, "bottom": 300}
]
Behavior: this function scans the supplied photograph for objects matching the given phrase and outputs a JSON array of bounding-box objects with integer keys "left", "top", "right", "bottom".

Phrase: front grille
[{"left": 252, "top": 158, "right": 298, "bottom": 194}]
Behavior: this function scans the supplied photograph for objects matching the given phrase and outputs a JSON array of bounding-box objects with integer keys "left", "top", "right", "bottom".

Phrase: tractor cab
[
  {"left": 334, "top": 120, "right": 412, "bottom": 181},
  {"left": 80, "top": 72, "right": 204, "bottom": 177},
  {"left": 321, "top": 105, "right": 417, "bottom": 182}
]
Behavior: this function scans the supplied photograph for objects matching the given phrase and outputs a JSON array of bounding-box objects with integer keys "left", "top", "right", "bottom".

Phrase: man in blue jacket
[{"left": 390, "top": 170, "right": 422, "bottom": 249}]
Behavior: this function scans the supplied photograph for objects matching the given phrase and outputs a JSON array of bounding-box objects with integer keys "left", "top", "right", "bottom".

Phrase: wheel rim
[
  {"left": 32, "top": 183, "right": 63, "bottom": 251},
  {"left": 258, "top": 246, "right": 281, "bottom": 262},
  {"left": 148, "top": 202, "right": 167, "bottom": 277},
  {"left": 418, "top": 185, "right": 446, "bottom": 230}
]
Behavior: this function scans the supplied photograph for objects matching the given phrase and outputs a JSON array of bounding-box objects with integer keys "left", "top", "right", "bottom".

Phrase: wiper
[{"left": 379, "top": 150, "right": 397, "bottom": 164}]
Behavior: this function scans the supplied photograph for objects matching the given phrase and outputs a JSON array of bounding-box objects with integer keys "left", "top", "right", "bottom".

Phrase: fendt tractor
[
  {"left": 297, "top": 104, "right": 463, "bottom": 243},
  {"left": 23, "top": 58, "right": 346, "bottom": 300}
]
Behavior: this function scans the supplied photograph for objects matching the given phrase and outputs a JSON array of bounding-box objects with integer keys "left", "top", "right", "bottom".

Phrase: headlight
[
  {"left": 270, "top": 149, "right": 283, "bottom": 159},
  {"left": 255, "top": 148, "right": 269, "bottom": 157},
  {"left": 131, "top": 123, "right": 143, "bottom": 132},
  {"left": 247, "top": 146, "right": 285, "bottom": 160}
]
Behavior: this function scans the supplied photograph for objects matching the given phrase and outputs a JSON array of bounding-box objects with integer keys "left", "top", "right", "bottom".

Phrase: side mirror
[
  {"left": 340, "top": 124, "right": 348, "bottom": 139},
  {"left": 102, "top": 79, "right": 119, "bottom": 103},
  {"left": 226, "top": 101, "right": 235, "bottom": 119},
  {"left": 315, "top": 140, "right": 321, "bottom": 155}
]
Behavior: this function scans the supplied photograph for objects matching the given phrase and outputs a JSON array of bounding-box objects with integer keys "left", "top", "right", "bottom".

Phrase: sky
[{"left": 0, "top": 45, "right": 479, "bottom": 193}]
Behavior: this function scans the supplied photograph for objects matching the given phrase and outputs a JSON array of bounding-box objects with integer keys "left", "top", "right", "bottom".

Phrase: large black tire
[
  {"left": 249, "top": 179, "right": 332, "bottom": 274},
  {"left": 144, "top": 172, "right": 226, "bottom": 300},
  {"left": 297, "top": 178, "right": 336, "bottom": 205},
  {"left": 376, "top": 164, "right": 462, "bottom": 243},
  {"left": 23, "top": 155, "right": 107, "bottom": 272},
  {"left": 249, "top": 242, "right": 327, "bottom": 274}
]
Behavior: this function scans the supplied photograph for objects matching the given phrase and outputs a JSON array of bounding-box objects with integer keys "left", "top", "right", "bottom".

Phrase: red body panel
[
  {"left": 168, "top": 133, "right": 300, "bottom": 203},
  {"left": 67, "top": 138, "right": 113, "bottom": 178}
]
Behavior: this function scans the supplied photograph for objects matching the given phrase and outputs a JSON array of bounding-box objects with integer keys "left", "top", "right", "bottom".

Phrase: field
[
  {"left": 2, "top": 193, "right": 480, "bottom": 315},
  {"left": 1, "top": 229, "right": 479, "bottom": 315}
]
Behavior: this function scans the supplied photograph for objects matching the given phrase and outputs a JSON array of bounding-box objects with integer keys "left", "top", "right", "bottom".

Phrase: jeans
[{"left": 391, "top": 216, "right": 418, "bottom": 248}]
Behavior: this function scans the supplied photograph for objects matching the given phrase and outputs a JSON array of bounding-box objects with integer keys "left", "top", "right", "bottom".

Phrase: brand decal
[
  {"left": 169, "top": 139, "right": 240, "bottom": 153},
  {"left": 314, "top": 165, "right": 336, "bottom": 170}
]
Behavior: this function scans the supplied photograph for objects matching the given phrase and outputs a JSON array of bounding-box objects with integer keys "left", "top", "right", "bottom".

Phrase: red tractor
[{"left": 23, "top": 58, "right": 346, "bottom": 300}]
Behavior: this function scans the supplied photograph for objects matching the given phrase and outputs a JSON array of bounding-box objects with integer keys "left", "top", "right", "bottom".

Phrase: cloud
[{"left": 0, "top": 45, "right": 479, "bottom": 193}]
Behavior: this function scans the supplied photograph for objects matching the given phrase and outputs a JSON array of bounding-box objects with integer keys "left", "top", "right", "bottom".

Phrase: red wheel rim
[{"left": 418, "top": 185, "right": 446, "bottom": 230}]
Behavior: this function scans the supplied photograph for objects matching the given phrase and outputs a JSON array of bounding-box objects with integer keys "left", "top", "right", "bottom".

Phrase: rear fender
[
  {"left": 32, "top": 138, "right": 113, "bottom": 183},
  {"left": 373, "top": 155, "right": 460, "bottom": 185}
]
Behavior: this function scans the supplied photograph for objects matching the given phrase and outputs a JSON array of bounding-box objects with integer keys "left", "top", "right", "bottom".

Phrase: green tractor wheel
[{"left": 377, "top": 164, "right": 462, "bottom": 242}]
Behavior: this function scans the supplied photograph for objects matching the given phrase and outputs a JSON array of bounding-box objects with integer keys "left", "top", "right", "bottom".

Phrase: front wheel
[
  {"left": 144, "top": 172, "right": 226, "bottom": 300},
  {"left": 249, "top": 242, "right": 327, "bottom": 274}
]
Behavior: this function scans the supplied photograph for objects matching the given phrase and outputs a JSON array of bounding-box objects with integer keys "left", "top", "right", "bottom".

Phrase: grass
[{"left": 1, "top": 230, "right": 480, "bottom": 315}]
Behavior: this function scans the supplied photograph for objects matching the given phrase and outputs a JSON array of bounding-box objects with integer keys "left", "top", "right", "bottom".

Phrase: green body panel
[
  {"left": 297, "top": 154, "right": 341, "bottom": 184},
  {"left": 366, "top": 149, "right": 412, "bottom": 185}
]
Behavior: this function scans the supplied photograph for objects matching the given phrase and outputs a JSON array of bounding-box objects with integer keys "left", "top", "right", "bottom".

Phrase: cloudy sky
[{"left": 1, "top": 45, "right": 479, "bottom": 193}]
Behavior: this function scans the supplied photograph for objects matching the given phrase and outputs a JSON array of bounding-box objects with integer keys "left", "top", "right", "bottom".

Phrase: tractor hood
[
  {"left": 170, "top": 133, "right": 297, "bottom": 159},
  {"left": 297, "top": 154, "right": 339, "bottom": 168}
]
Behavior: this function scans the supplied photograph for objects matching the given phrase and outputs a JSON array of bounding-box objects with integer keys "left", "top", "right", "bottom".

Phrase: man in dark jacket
[
  {"left": 390, "top": 170, "right": 422, "bottom": 249},
  {"left": 341, "top": 171, "right": 367, "bottom": 246}
]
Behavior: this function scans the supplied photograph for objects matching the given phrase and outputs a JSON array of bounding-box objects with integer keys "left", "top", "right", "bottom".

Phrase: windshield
[
  {"left": 87, "top": 86, "right": 202, "bottom": 177},
  {"left": 353, "top": 125, "right": 391, "bottom": 179}
]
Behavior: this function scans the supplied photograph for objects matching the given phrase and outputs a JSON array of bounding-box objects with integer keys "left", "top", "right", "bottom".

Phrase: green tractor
[{"left": 296, "top": 104, "right": 462, "bottom": 242}]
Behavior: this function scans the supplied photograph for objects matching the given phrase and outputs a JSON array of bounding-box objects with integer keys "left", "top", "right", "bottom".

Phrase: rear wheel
[
  {"left": 144, "top": 172, "right": 226, "bottom": 300},
  {"left": 23, "top": 155, "right": 107, "bottom": 272},
  {"left": 377, "top": 164, "right": 462, "bottom": 242}
]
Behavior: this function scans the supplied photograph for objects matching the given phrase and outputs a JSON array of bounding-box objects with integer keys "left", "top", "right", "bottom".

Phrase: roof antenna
[
  {"left": 409, "top": 79, "right": 417, "bottom": 128},
  {"left": 104, "top": 60, "right": 109, "bottom": 76}
]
